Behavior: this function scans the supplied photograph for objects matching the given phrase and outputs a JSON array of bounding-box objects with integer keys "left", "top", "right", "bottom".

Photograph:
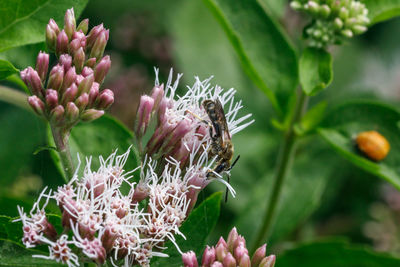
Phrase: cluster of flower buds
[
  {"left": 16, "top": 149, "right": 220, "bottom": 266},
  {"left": 182, "top": 227, "right": 275, "bottom": 267},
  {"left": 290, "top": 0, "right": 370, "bottom": 48},
  {"left": 21, "top": 8, "right": 113, "bottom": 130}
]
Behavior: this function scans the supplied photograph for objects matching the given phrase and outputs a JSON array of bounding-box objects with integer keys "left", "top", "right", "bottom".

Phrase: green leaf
[
  {"left": 318, "top": 100, "right": 400, "bottom": 190},
  {"left": 278, "top": 239, "right": 400, "bottom": 266},
  {"left": 0, "top": 0, "right": 88, "bottom": 52},
  {"left": 295, "top": 101, "right": 327, "bottom": 135},
  {"left": 299, "top": 48, "right": 333, "bottom": 96},
  {"left": 203, "top": 0, "right": 298, "bottom": 114},
  {"left": 0, "top": 60, "right": 19, "bottom": 80},
  {"left": 48, "top": 115, "right": 138, "bottom": 180},
  {"left": 151, "top": 192, "right": 222, "bottom": 267},
  {"left": 364, "top": 0, "right": 400, "bottom": 25}
]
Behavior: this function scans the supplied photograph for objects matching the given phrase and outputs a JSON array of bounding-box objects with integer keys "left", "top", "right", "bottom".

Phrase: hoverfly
[{"left": 202, "top": 99, "right": 240, "bottom": 202}]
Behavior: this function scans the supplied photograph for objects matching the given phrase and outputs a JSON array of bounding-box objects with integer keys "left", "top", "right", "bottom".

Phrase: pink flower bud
[
  {"left": 73, "top": 47, "right": 86, "bottom": 73},
  {"left": 90, "top": 30, "right": 108, "bottom": 60},
  {"left": 251, "top": 244, "right": 266, "bottom": 267},
  {"left": 28, "top": 96, "right": 45, "bottom": 116},
  {"left": 56, "top": 30, "right": 69, "bottom": 56},
  {"left": 46, "top": 19, "right": 59, "bottom": 51},
  {"left": 46, "top": 89, "right": 59, "bottom": 110},
  {"left": 210, "top": 263, "right": 223, "bottom": 267},
  {"left": 182, "top": 251, "right": 198, "bottom": 267},
  {"left": 227, "top": 227, "right": 239, "bottom": 252},
  {"left": 26, "top": 67, "right": 44, "bottom": 97},
  {"left": 234, "top": 235, "right": 246, "bottom": 250},
  {"left": 101, "top": 224, "right": 119, "bottom": 253},
  {"left": 50, "top": 105, "right": 65, "bottom": 124},
  {"left": 36, "top": 51, "right": 49, "bottom": 82},
  {"left": 78, "top": 74, "right": 94, "bottom": 95},
  {"left": 88, "top": 83, "right": 100, "bottom": 107},
  {"left": 66, "top": 102, "right": 79, "bottom": 122},
  {"left": 69, "top": 38, "right": 82, "bottom": 55},
  {"left": 135, "top": 95, "right": 154, "bottom": 139},
  {"left": 81, "top": 109, "right": 104, "bottom": 122},
  {"left": 85, "top": 57, "right": 97, "bottom": 68},
  {"left": 202, "top": 246, "right": 216, "bottom": 267},
  {"left": 64, "top": 8, "right": 76, "bottom": 39},
  {"left": 59, "top": 54, "right": 72, "bottom": 72},
  {"left": 161, "top": 119, "right": 192, "bottom": 155},
  {"left": 87, "top": 24, "right": 105, "bottom": 49},
  {"left": 62, "top": 66, "right": 77, "bottom": 92},
  {"left": 259, "top": 255, "right": 276, "bottom": 267},
  {"left": 62, "top": 84, "right": 78, "bottom": 105},
  {"left": 75, "top": 93, "right": 89, "bottom": 111},
  {"left": 96, "top": 89, "right": 114, "bottom": 110},
  {"left": 81, "top": 67, "right": 94, "bottom": 77},
  {"left": 239, "top": 254, "right": 251, "bottom": 267},
  {"left": 94, "top": 55, "right": 111, "bottom": 84},
  {"left": 216, "top": 241, "right": 228, "bottom": 262},
  {"left": 131, "top": 183, "right": 149, "bottom": 203},
  {"left": 223, "top": 252, "right": 236, "bottom": 267},
  {"left": 48, "top": 65, "right": 64, "bottom": 91},
  {"left": 77, "top": 19, "right": 89, "bottom": 34},
  {"left": 151, "top": 84, "right": 165, "bottom": 111},
  {"left": 234, "top": 245, "right": 248, "bottom": 263}
]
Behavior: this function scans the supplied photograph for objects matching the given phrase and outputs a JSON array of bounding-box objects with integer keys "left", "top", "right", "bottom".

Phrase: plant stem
[
  {"left": 50, "top": 125, "right": 75, "bottom": 182},
  {"left": 0, "top": 85, "right": 30, "bottom": 111},
  {"left": 252, "top": 89, "right": 309, "bottom": 251}
]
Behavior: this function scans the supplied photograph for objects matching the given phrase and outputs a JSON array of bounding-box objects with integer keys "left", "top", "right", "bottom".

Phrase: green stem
[
  {"left": 252, "top": 89, "right": 309, "bottom": 251},
  {"left": 0, "top": 85, "right": 30, "bottom": 111},
  {"left": 50, "top": 125, "right": 75, "bottom": 182}
]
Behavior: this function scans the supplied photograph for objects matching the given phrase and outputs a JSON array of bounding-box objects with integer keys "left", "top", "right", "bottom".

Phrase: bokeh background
[{"left": 1, "top": 0, "right": 400, "bottom": 256}]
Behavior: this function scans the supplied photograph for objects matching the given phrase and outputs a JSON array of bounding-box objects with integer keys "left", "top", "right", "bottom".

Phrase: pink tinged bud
[
  {"left": 151, "top": 84, "right": 165, "bottom": 111},
  {"left": 94, "top": 55, "right": 111, "bottom": 84},
  {"left": 90, "top": 30, "right": 108, "bottom": 60},
  {"left": 78, "top": 74, "right": 94, "bottom": 95},
  {"left": 211, "top": 263, "right": 223, "bottom": 267},
  {"left": 101, "top": 225, "right": 119, "bottom": 252},
  {"left": 64, "top": 8, "right": 76, "bottom": 39},
  {"left": 46, "top": 19, "right": 59, "bottom": 51},
  {"left": 135, "top": 95, "right": 154, "bottom": 138},
  {"left": 45, "top": 89, "right": 59, "bottom": 110},
  {"left": 20, "top": 68, "right": 29, "bottom": 85},
  {"left": 202, "top": 246, "right": 216, "bottom": 267},
  {"left": 27, "top": 67, "right": 44, "bottom": 97},
  {"left": 75, "top": 93, "right": 89, "bottom": 112},
  {"left": 88, "top": 83, "right": 99, "bottom": 107},
  {"left": 48, "top": 64, "right": 64, "bottom": 91},
  {"left": 66, "top": 102, "right": 79, "bottom": 122},
  {"left": 50, "top": 105, "right": 65, "bottom": 124},
  {"left": 131, "top": 183, "right": 149, "bottom": 203},
  {"left": 62, "top": 66, "right": 77, "bottom": 92},
  {"left": 81, "top": 109, "right": 104, "bottom": 122},
  {"left": 62, "top": 84, "right": 78, "bottom": 105},
  {"left": 239, "top": 254, "right": 251, "bottom": 267},
  {"left": 163, "top": 119, "right": 192, "bottom": 155},
  {"left": 234, "top": 245, "right": 248, "bottom": 263},
  {"left": 259, "top": 255, "right": 276, "bottom": 267},
  {"left": 81, "top": 66, "right": 94, "bottom": 77},
  {"left": 85, "top": 57, "right": 97, "bottom": 68},
  {"left": 227, "top": 227, "right": 239, "bottom": 252},
  {"left": 87, "top": 24, "right": 105, "bottom": 48},
  {"left": 28, "top": 96, "right": 45, "bottom": 116},
  {"left": 77, "top": 19, "right": 89, "bottom": 34},
  {"left": 223, "top": 253, "right": 236, "bottom": 267},
  {"left": 59, "top": 54, "right": 72, "bottom": 72},
  {"left": 234, "top": 236, "right": 246, "bottom": 250},
  {"left": 36, "top": 51, "right": 49, "bottom": 82},
  {"left": 216, "top": 242, "right": 228, "bottom": 262},
  {"left": 251, "top": 244, "right": 266, "bottom": 267},
  {"left": 96, "top": 89, "right": 114, "bottom": 110},
  {"left": 69, "top": 38, "right": 82, "bottom": 55},
  {"left": 43, "top": 221, "right": 58, "bottom": 241},
  {"left": 56, "top": 30, "right": 69, "bottom": 56},
  {"left": 74, "top": 47, "right": 86, "bottom": 73},
  {"left": 182, "top": 251, "right": 198, "bottom": 267}
]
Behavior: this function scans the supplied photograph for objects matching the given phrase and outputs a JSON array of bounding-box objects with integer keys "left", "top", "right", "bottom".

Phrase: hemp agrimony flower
[{"left": 290, "top": 0, "right": 370, "bottom": 48}]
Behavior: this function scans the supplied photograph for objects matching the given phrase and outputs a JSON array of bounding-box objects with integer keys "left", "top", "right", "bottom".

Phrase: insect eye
[{"left": 355, "top": 130, "right": 390, "bottom": 161}]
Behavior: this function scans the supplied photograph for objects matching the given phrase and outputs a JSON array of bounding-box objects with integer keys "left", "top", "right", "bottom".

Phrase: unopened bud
[
  {"left": 75, "top": 93, "right": 89, "bottom": 112},
  {"left": 56, "top": 30, "right": 69, "bottom": 56},
  {"left": 81, "top": 67, "right": 94, "bottom": 77},
  {"left": 62, "top": 66, "right": 77, "bottom": 92},
  {"left": 62, "top": 84, "right": 78, "bottom": 105},
  {"left": 85, "top": 58, "right": 97, "bottom": 68},
  {"left": 59, "top": 54, "right": 73, "bottom": 72},
  {"left": 151, "top": 84, "right": 164, "bottom": 111},
  {"left": 81, "top": 109, "right": 104, "bottom": 122},
  {"left": 182, "top": 251, "right": 198, "bottom": 267},
  {"left": 210, "top": 262, "right": 223, "bottom": 267},
  {"left": 64, "top": 8, "right": 76, "bottom": 39},
  {"left": 202, "top": 246, "right": 216, "bottom": 267},
  {"left": 216, "top": 242, "right": 228, "bottom": 262},
  {"left": 223, "top": 252, "right": 236, "bottom": 267},
  {"left": 94, "top": 55, "right": 111, "bottom": 84},
  {"left": 227, "top": 227, "right": 238, "bottom": 252},
  {"left": 251, "top": 244, "right": 266, "bottom": 267},
  {"left": 90, "top": 30, "right": 108, "bottom": 60},
  {"left": 259, "top": 255, "right": 276, "bottom": 267},
  {"left": 96, "top": 89, "right": 114, "bottom": 110},
  {"left": 88, "top": 83, "right": 100, "bottom": 107},
  {"left": 46, "top": 19, "right": 60, "bottom": 51},
  {"left": 239, "top": 254, "right": 250, "bottom": 267},
  {"left": 50, "top": 105, "right": 65, "bottom": 124},
  {"left": 74, "top": 47, "right": 86, "bottom": 73},
  {"left": 78, "top": 74, "right": 94, "bottom": 95},
  {"left": 319, "top": 4, "right": 330, "bottom": 18},
  {"left": 36, "top": 51, "right": 49, "bottom": 82},
  {"left": 307, "top": 1, "right": 319, "bottom": 14},
  {"left": 341, "top": 29, "right": 353, "bottom": 38},
  {"left": 28, "top": 96, "right": 45, "bottom": 116},
  {"left": 234, "top": 245, "right": 248, "bottom": 263},
  {"left": 46, "top": 89, "right": 59, "bottom": 110},
  {"left": 26, "top": 67, "right": 44, "bottom": 96},
  {"left": 77, "top": 19, "right": 89, "bottom": 35},
  {"left": 334, "top": 18, "right": 344, "bottom": 30},
  {"left": 48, "top": 65, "right": 64, "bottom": 91},
  {"left": 87, "top": 24, "right": 105, "bottom": 49},
  {"left": 135, "top": 95, "right": 154, "bottom": 138},
  {"left": 66, "top": 102, "right": 79, "bottom": 122},
  {"left": 352, "top": 25, "right": 367, "bottom": 34},
  {"left": 339, "top": 7, "right": 349, "bottom": 20}
]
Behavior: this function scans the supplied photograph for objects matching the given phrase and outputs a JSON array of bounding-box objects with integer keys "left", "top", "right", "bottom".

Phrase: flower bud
[
  {"left": 64, "top": 8, "right": 76, "bottom": 39},
  {"left": 131, "top": 183, "right": 149, "bottom": 203},
  {"left": 352, "top": 25, "right": 367, "bottom": 34},
  {"left": 46, "top": 19, "right": 60, "bottom": 51},
  {"left": 341, "top": 29, "right": 354, "bottom": 38},
  {"left": 62, "top": 84, "right": 78, "bottom": 105},
  {"left": 75, "top": 93, "right": 89, "bottom": 112},
  {"left": 94, "top": 55, "right": 111, "bottom": 84},
  {"left": 135, "top": 95, "right": 154, "bottom": 138},
  {"left": 56, "top": 30, "right": 69, "bottom": 56},
  {"left": 202, "top": 246, "right": 216, "bottom": 267},
  {"left": 26, "top": 67, "right": 44, "bottom": 97},
  {"left": 62, "top": 66, "right": 77, "bottom": 92},
  {"left": 239, "top": 254, "right": 251, "bottom": 267},
  {"left": 161, "top": 119, "right": 192, "bottom": 155},
  {"left": 307, "top": 1, "right": 319, "bottom": 14},
  {"left": 222, "top": 252, "right": 236, "bottom": 267},
  {"left": 78, "top": 74, "right": 94, "bottom": 95},
  {"left": 59, "top": 54, "right": 72, "bottom": 72},
  {"left": 227, "top": 227, "right": 238, "bottom": 252},
  {"left": 334, "top": 18, "right": 344, "bottom": 30},
  {"left": 210, "top": 263, "right": 223, "bottom": 267},
  {"left": 28, "top": 96, "right": 45, "bottom": 116},
  {"left": 81, "top": 67, "right": 94, "bottom": 77},
  {"left": 77, "top": 19, "right": 89, "bottom": 35},
  {"left": 66, "top": 102, "right": 79, "bottom": 122},
  {"left": 151, "top": 84, "right": 164, "bottom": 111},
  {"left": 48, "top": 65, "right": 64, "bottom": 91},
  {"left": 234, "top": 244, "right": 248, "bottom": 263},
  {"left": 96, "top": 89, "right": 114, "bottom": 110},
  {"left": 74, "top": 47, "right": 86, "bottom": 73},
  {"left": 88, "top": 83, "right": 100, "bottom": 107},
  {"left": 251, "top": 244, "right": 266, "bottom": 267},
  {"left": 81, "top": 109, "right": 104, "bottom": 122},
  {"left": 319, "top": 4, "right": 330, "bottom": 18},
  {"left": 182, "top": 251, "right": 198, "bottom": 267},
  {"left": 46, "top": 89, "right": 59, "bottom": 110},
  {"left": 87, "top": 24, "right": 105, "bottom": 49},
  {"left": 90, "top": 30, "right": 108, "bottom": 60},
  {"left": 50, "top": 105, "right": 65, "bottom": 124},
  {"left": 259, "top": 255, "right": 276, "bottom": 267},
  {"left": 216, "top": 241, "right": 227, "bottom": 262},
  {"left": 36, "top": 51, "right": 49, "bottom": 82},
  {"left": 85, "top": 57, "right": 97, "bottom": 68}
]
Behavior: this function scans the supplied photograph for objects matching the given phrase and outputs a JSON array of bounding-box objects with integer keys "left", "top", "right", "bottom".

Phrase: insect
[
  {"left": 356, "top": 130, "right": 390, "bottom": 161},
  {"left": 202, "top": 99, "right": 240, "bottom": 201}
]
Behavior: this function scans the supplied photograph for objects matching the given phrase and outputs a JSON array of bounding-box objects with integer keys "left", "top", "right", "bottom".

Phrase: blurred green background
[{"left": 1, "top": 0, "right": 400, "bottom": 258}]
